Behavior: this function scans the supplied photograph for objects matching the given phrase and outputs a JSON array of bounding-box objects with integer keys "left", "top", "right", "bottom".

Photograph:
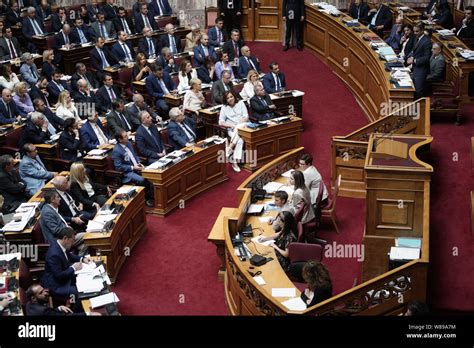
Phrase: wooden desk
[
  {"left": 142, "top": 141, "right": 228, "bottom": 216},
  {"left": 237, "top": 117, "right": 303, "bottom": 172},
  {"left": 0, "top": 124, "right": 24, "bottom": 148},
  {"left": 35, "top": 143, "right": 57, "bottom": 171},
  {"left": 83, "top": 145, "right": 114, "bottom": 184},
  {"left": 304, "top": 2, "right": 415, "bottom": 121},
  {"left": 83, "top": 186, "right": 147, "bottom": 283}
]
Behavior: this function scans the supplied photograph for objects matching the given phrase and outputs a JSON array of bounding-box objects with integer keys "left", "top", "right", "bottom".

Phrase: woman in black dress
[
  {"left": 42, "top": 49, "right": 57, "bottom": 81},
  {"left": 58, "top": 118, "right": 84, "bottom": 162},
  {"left": 300, "top": 260, "right": 333, "bottom": 307},
  {"left": 132, "top": 52, "right": 150, "bottom": 82}
]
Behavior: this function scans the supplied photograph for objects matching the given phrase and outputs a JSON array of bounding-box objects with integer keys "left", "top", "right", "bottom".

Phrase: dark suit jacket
[
  {"left": 26, "top": 302, "right": 86, "bottom": 316},
  {"left": 138, "top": 36, "right": 160, "bottom": 58},
  {"left": 457, "top": 19, "right": 474, "bottom": 39},
  {"left": 89, "top": 46, "right": 118, "bottom": 72},
  {"left": 0, "top": 100, "right": 20, "bottom": 124},
  {"left": 218, "top": 0, "right": 242, "bottom": 12},
  {"left": 35, "top": 5, "right": 52, "bottom": 21},
  {"left": 22, "top": 16, "right": 46, "bottom": 41},
  {"left": 18, "top": 119, "right": 51, "bottom": 148},
  {"left": 237, "top": 55, "right": 260, "bottom": 78},
  {"left": 58, "top": 131, "right": 82, "bottom": 162},
  {"left": 90, "top": 20, "right": 117, "bottom": 40},
  {"left": 73, "top": 90, "right": 98, "bottom": 119},
  {"left": 410, "top": 35, "right": 433, "bottom": 71},
  {"left": 43, "top": 106, "right": 64, "bottom": 131},
  {"left": 149, "top": 0, "right": 172, "bottom": 17},
  {"left": 193, "top": 44, "right": 218, "bottom": 67},
  {"left": 106, "top": 109, "right": 139, "bottom": 134},
  {"left": 80, "top": 120, "right": 109, "bottom": 151},
  {"left": 53, "top": 31, "right": 73, "bottom": 49},
  {"left": 70, "top": 72, "right": 99, "bottom": 92},
  {"left": 250, "top": 94, "right": 275, "bottom": 121},
  {"left": 434, "top": 8, "right": 453, "bottom": 28},
  {"left": 348, "top": 2, "right": 369, "bottom": 22},
  {"left": 222, "top": 39, "right": 244, "bottom": 61},
  {"left": 197, "top": 65, "right": 215, "bottom": 84},
  {"left": 113, "top": 16, "right": 136, "bottom": 34},
  {"left": 167, "top": 118, "right": 196, "bottom": 149},
  {"left": 111, "top": 142, "right": 141, "bottom": 178},
  {"left": 367, "top": 5, "right": 392, "bottom": 31},
  {"left": 427, "top": 54, "right": 445, "bottom": 81},
  {"left": 135, "top": 124, "right": 164, "bottom": 162},
  {"left": 42, "top": 62, "right": 57, "bottom": 82},
  {"left": 283, "top": 0, "right": 305, "bottom": 18},
  {"left": 86, "top": 4, "right": 100, "bottom": 22},
  {"left": 160, "top": 34, "right": 182, "bottom": 53},
  {"left": 46, "top": 80, "right": 71, "bottom": 105},
  {"left": 208, "top": 26, "right": 227, "bottom": 48},
  {"left": 6, "top": 9, "right": 22, "bottom": 27},
  {"left": 211, "top": 79, "right": 234, "bottom": 104},
  {"left": 402, "top": 35, "right": 416, "bottom": 59},
  {"left": 70, "top": 180, "right": 107, "bottom": 211},
  {"left": 0, "top": 169, "right": 27, "bottom": 213},
  {"left": 29, "top": 86, "right": 51, "bottom": 108},
  {"left": 0, "top": 37, "right": 22, "bottom": 60},
  {"left": 134, "top": 12, "right": 158, "bottom": 33},
  {"left": 145, "top": 72, "right": 176, "bottom": 100},
  {"left": 101, "top": 3, "right": 117, "bottom": 20},
  {"left": 126, "top": 102, "right": 158, "bottom": 122},
  {"left": 263, "top": 72, "right": 286, "bottom": 93},
  {"left": 425, "top": 0, "right": 448, "bottom": 13},
  {"left": 51, "top": 13, "right": 69, "bottom": 33},
  {"left": 156, "top": 55, "right": 178, "bottom": 74},
  {"left": 111, "top": 41, "right": 136, "bottom": 61},
  {"left": 42, "top": 241, "right": 80, "bottom": 295},
  {"left": 70, "top": 25, "right": 93, "bottom": 44},
  {"left": 96, "top": 85, "right": 122, "bottom": 114}
]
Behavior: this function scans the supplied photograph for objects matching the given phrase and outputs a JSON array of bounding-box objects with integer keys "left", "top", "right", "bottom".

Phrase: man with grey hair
[
  {"left": 156, "top": 46, "right": 178, "bottom": 74},
  {"left": 73, "top": 79, "right": 98, "bottom": 119},
  {"left": 426, "top": 43, "right": 445, "bottom": 82},
  {"left": 80, "top": 111, "right": 110, "bottom": 151},
  {"left": 0, "top": 88, "right": 22, "bottom": 124},
  {"left": 184, "top": 24, "right": 201, "bottom": 52},
  {"left": 19, "top": 111, "right": 51, "bottom": 148},
  {"left": 22, "top": 7, "right": 45, "bottom": 52},
  {"left": 167, "top": 107, "right": 196, "bottom": 149},
  {"left": 19, "top": 53, "right": 40, "bottom": 86},
  {"left": 135, "top": 110, "right": 166, "bottom": 164},
  {"left": 160, "top": 23, "right": 181, "bottom": 54},
  {"left": 250, "top": 82, "right": 277, "bottom": 121},
  {"left": 19, "top": 143, "right": 55, "bottom": 195},
  {"left": 211, "top": 70, "right": 234, "bottom": 105},
  {"left": 127, "top": 93, "right": 160, "bottom": 124}
]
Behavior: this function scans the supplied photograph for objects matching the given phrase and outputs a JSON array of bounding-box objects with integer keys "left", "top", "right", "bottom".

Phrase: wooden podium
[{"left": 362, "top": 134, "right": 433, "bottom": 281}]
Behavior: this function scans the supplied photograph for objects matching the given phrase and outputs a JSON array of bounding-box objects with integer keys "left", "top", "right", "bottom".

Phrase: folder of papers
[
  {"left": 272, "top": 288, "right": 296, "bottom": 297},
  {"left": 389, "top": 246, "right": 420, "bottom": 260},
  {"left": 281, "top": 297, "right": 307, "bottom": 311},
  {"left": 89, "top": 292, "right": 120, "bottom": 309},
  {"left": 262, "top": 181, "right": 284, "bottom": 194},
  {"left": 88, "top": 149, "right": 108, "bottom": 156},
  {"left": 247, "top": 204, "right": 264, "bottom": 214}
]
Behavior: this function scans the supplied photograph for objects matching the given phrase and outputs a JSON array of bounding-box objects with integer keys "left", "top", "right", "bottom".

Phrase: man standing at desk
[
  {"left": 406, "top": 22, "right": 432, "bottom": 98},
  {"left": 283, "top": 0, "right": 305, "bottom": 51},
  {"left": 167, "top": 107, "right": 196, "bottom": 149}
]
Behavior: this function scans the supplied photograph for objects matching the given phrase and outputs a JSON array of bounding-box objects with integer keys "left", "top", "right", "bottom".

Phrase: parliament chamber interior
[{"left": 0, "top": 0, "right": 473, "bottom": 323}]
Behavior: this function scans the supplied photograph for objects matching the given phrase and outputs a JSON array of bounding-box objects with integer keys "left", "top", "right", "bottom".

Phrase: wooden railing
[{"left": 331, "top": 98, "right": 431, "bottom": 198}]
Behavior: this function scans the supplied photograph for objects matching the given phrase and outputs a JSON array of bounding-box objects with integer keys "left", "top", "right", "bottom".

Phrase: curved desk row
[{"left": 304, "top": 3, "right": 415, "bottom": 122}]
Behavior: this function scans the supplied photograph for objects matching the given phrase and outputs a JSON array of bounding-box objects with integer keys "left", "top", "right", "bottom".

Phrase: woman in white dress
[
  {"left": 0, "top": 64, "right": 20, "bottom": 90},
  {"left": 218, "top": 91, "right": 249, "bottom": 172},
  {"left": 55, "top": 90, "right": 80, "bottom": 122},
  {"left": 177, "top": 59, "right": 198, "bottom": 93},
  {"left": 239, "top": 69, "right": 260, "bottom": 99},
  {"left": 183, "top": 78, "right": 206, "bottom": 114}
]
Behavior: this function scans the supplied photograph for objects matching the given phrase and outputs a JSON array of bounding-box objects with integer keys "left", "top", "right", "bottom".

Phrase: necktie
[
  {"left": 233, "top": 42, "right": 238, "bottom": 58},
  {"left": 31, "top": 18, "right": 43, "bottom": 35},
  {"left": 261, "top": 96, "right": 268, "bottom": 107},
  {"left": 275, "top": 74, "right": 281, "bottom": 91},
  {"left": 217, "top": 29, "right": 222, "bottom": 45},
  {"left": 122, "top": 18, "right": 131, "bottom": 34},
  {"left": 148, "top": 38, "right": 155, "bottom": 56},
  {"left": 223, "top": 82, "right": 229, "bottom": 91},
  {"left": 124, "top": 146, "right": 138, "bottom": 166},
  {"left": 63, "top": 191, "right": 78, "bottom": 216},
  {"left": 30, "top": 66, "right": 37, "bottom": 79},
  {"left": 247, "top": 57, "right": 255, "bottom": 70},
  {"left": 170, "top": 35, "right": 176, "bottom": 54},
  {"left": 108, "top": 87, "right": 116, "bottom": 101},
  {"left": 148, "top": 126, "right": 161, "bottom": 150},
  {"left": 119, "top": 112, "right": 131, "bottom": 131},
  {"left": 56, "top": 81, "right": 64, "bottom": 92},
  {"left": 100, "top": 23, "right": 108, "bottom": 39},
  {"left": 203, "top": 45, "right": 209, "bottom": 56},
  {"left": 78, "top": 28, "right": 87, "bottom": 43},
  {"left": 122, "top": 43, "right": 132, "bottom": 61},
  {"left": 93, "top": 123, "right": 108, "bottom": 144},
  {"left": 64, "top": 33, "right": 69, "bottom": 45},
  {"left": 98, "top": 48, "right": 110, "bottom": 68},
  {"left": 144, "top": 15, "right": 151, "bottom": 29},
  {"left": 182, "top": 122, "right": 196, "bottom": 141},
  {"left": 8, "top": 39, "right": 16, "bottom": 59},
  {"left": 157, "top": 0, "right": 164, "bottom": 16},
  {"left": 159, "top": 79, "right": 169, "bottom": 94},
  {"left": 6, "top": 102, "right": 11, "bottom": 118}
]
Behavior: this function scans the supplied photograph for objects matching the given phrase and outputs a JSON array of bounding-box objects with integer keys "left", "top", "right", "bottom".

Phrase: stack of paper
[
  {"left": 247, "top": 204, "right": 264, "bottom": 214},
  {"left": 1, "top": 203, "right": 39, "bottom": 232},
  {"left": 459, "top": 50, "right": 474, "bottom": 59},
  {"left": 88, "top": 149, "right": 108, "bottom": 156},
  {"left": 437, "top": 29, "right": 455, "bottom": 36},
  {"left": 389, "top": 246, "right": 420, "bottom": 260},
  {"left": 281, "top": 169, "right": 295, "bottom": 178},
  {"left": 116, "top": 186, "right": 135, "bottom": 195},
  {"left": 89, "top": 292, "right": 120, "bottom": 309},
  {"left": 251, "top": 236, "right": 274, "bottom": 247},
  {"left": 395, "top": 237, "right": 422, "bottom": 249},
  {"left": 272, "top": 288, "right": 296, "bottom": 297},
  {"left": 262, "top": 181, "right": 284, "bottom": 193},
  {"left": 281, "top": 297, "right": 307, "bottom": 311}
]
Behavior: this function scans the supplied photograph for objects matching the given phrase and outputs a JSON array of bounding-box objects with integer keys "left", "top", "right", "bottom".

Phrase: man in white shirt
[{"left": 80, "top": 112, "right": 110, "bottom": 151}]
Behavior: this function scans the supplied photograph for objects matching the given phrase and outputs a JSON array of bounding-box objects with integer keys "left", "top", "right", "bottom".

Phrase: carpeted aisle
[{"left": 112, "top": 42, "right": 474, "bottom": 314}]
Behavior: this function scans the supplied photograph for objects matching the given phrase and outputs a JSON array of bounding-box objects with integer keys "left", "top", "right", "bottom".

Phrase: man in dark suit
[
  {"left": 0, "top": 154, "right": 28, "bottom": 214},
  {"left": 160, "top": 23, "right": 181, "bottom": 54},
  {"left": 454, "top": 6, "right": 474, "bottom": 39},
  {"left": 250, "top": 83, "right": 277, "bottom": 121},
  {"left": 90, "top": 12, "right": 116, "bottom": 40},
  {"left": 424, "top": 0, "right": 448, "bottom": 17},
  {"left": 35, "top": 0, "right": 52, "bottom": 21},
  {"left": 132, "top": 0, "right": 146, "bottom": 15},
  {"left": 283, "top": 0, "right": 305, "bottom": 51},
  {"left": 6, "top": 2, "right": 22, "bottom": 28},
  {"left": 348, "top": 0, "right": 369, "bottom": 23},
  {"left": 71, "top": 18, "right": 92, "bottom": 44},
  {"left": 113, "top": 6, "right": 135, "bottom": 35},
  {"left": 211, "top": 70, "right": 234, "bottom": 105},
  {"left": 33, "top": 97, "right": 64, "bottom": 132},
  {"left": 101, "top": 0, "right": 117, "bottom": 20},
  {"left": 53, "top": 24, "right": 73, "bottom": 66},
  {"left": 135, "top": 3, "right": 158, "bottom": 34},
  {"left": 263, "top": 61, "right": 286, "bottom": 93},
  {"left": 41, "top": 226, "right": 89, "bottom": 304},
  {"left": 0, "top": 28, "right": 22, "bottom": 60},
  {"left": 106, "top": 98, "right": 139, "bottom": 135},
  {"left": 146, "top": 64, "right": 177, "bottom": 116},
  {"left": 70, "top": 62, "right": 99, "bottom": 93},
  {"left": 80, "top": 112, "right": 110, "bottom": 151},
  {"left": 51, "top": 7, "right": 69, "bottom": 33},
  {"left": 218, "top": 0, "right": 242, "bottom": 37},
  {"left": 237, "top": 45, "right": 260, "bottom": 78},
  {"left": 22, "top": 7, "right": 46, "bottom": 53},
  {"left": 87, "top": 1, "right": 101, "bottom": 23},
  {"left": 112, "top": 129, "right": 154, "bottom": 206},
  {"left": 156, "top": 47, "right": 179, "bottom": 74},
  {"left": 193, "top": 34, "right": 218, "bottom": 67},
  {"left": 18, "top": 112, "right": 51, "bottom": 149},
  {"left": 0, "top": 88, "right": 22, "bottom": 124},
  {"left": 367, "top": 0, "right": 392, "bottom": 37},
  {"left": 46, "top": 69, "right": 71, "bottom": 105},
  {"left": 138, "top": 26, "right": 161, "bottom": 58},
  {"left": 111, "top": 31, "right": 135, "bottom": 62},
  {"left": 96, "top": 74, "right": 122, "bottom": 114},
  {"left": 222, "top": 29, "right": 244, "bottom": 62},
  {"left": 406, "top": 22, "right": 432, "bottom": 98},
  {"left": 73, "top": 79, "right": 99, "bottom": 119},
  {"left": 167, "top": 107, "right": 196, "bottom": 149},
  {"left": 89, "top": 37, "right": 118, "bottom": 82},
  {"left": 426, "top": 43, "right": 445, "bottom": 82},
  {"left": 127, "top": 93, "right": 160, "bottom": 124},
  {"left": 149, "top": 0, "right": 172, "bottom": 17},
  {"left": 208, "top": 17, "right": 227, "bottom": 49},
  {"left": 135, "top": 110, "right": 166, "bottom": 164}
]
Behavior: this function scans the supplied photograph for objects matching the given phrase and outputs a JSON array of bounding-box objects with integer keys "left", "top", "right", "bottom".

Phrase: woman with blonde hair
[
  {"left": 69, "top": 162, "right": 111, "bottom": 211},
  {"left": 13, "top": 82, "right": 34, "bottom": 115},
  {"left": 183, "top": 78, "right": 206, "bottom": 113},
  {"left": 132, "top": 52, "right": 150, "bottom": 82},
  {"left": 42, "top": 49, "right": 57, "bottom": 81},
  {"left": 55, "top": 90, "right": 80, "bottom": 121},
  {"left": 239, "top": 69, "right": 260, "bottom": 99}
]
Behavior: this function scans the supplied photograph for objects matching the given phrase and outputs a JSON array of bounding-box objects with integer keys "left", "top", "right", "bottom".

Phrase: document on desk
[
  {"left": 272, "top": 288, "right": 296, "bottom": 298},
  {"left": 281, "top": 297, "right": 307, "bottom": 311},
  {"left": 251, "top": 236, "right": 274, "bottom": 247},
  {"left": 116, "top": 186, "right": 136, "bottom": 195},
  {"left": 262, "top": 181, "right": 284, "bottom": 193},
  {"left": 87, "top": 149, "right": 108, "bottom": 156},
  {"left": 258, "top": 216, "right": 272, "bottom": 223},
  {"left": 90, "top": 292, "right": 120, "bottom": 309},
  {"left": 253, "top": 276, "right": 266, "bottom": 285},
  {"left": 76, "top": 276, "right": 104, "bottom": 293},
  {"left": 281, "top": 169, "right": 295, "bottom": 178},
  {"left": 389, "top": 246, "right": 420, "bottom": 260},
  {"left": 247, "top": 204, "right": 264, "bottom": 214}
]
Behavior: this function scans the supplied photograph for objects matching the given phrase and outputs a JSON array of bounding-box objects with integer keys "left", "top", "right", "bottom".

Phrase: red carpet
[{"left": 112, "top": 42, "right": 474, "bottom": 314}]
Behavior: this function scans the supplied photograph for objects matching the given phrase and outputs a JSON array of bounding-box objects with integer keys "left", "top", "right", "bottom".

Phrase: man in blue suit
[
  {"left": 349, "top": 0, "right": 369, "bottom": 23},
  {"left": 135, "top": 110, "right": 166, "bottom": 164},
  {"left": 71, "top": 18, "right": 93, "bottom": 44},
  {"left": 0, "top": 89, "right": 22, "bottom": 124},
  {"left": 42, "top": 226, "right": 90, "bottom": 306},
  {"left": 53, "top": 24, "right": 73, "bottom": 51},
  {"left": 146, "top": 64, "right": 177, "bottom": 116},
  {"left": 111, "top": 31, "right": 135, "bottom": 62},
  {"left": 208, "top": 17, "right": 227, "bottom": 49},
  {"left": 263, "top": 62, "right": 286, "bottom": 93},
  {"left": 112, "top": 129, "right": 154, "bottom": 206},
  {"left": 80, "top": 112, "right": 110, "bottom": 151},
  {"left": 138, "top": 26, "right": 160, "bottom": 58},
  {"left": 46, "top": 69, "right": 72, "bottom": 105},
  {"left": 237, "top": 46, "right": 261, "bottom": 78},
  {"left": 193, "top": 34, "right": 218, "bottom": 67},
  {"left": 167, "top": 107, "right": 196, "bottom": 149},
  {"left": 134, "top": 3, "right": 158, "bottom": 34},
  {"left": 19, "top": 53, "right": 40, "bottom": 87},
  {"left": 406, "top": 23, "right": 433, "bottom": 98},
  {"left": 367, "top": 0, "right": 392, "bottom": 37},
  {"left": 19, "top": 143, "right": 55, "bottom": 196},
  {"left": 149, "top": 0, "right": 172, "bottom": 17},
  {"left": 22, "top": 7, "right": 46, "bottom": 53}
]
